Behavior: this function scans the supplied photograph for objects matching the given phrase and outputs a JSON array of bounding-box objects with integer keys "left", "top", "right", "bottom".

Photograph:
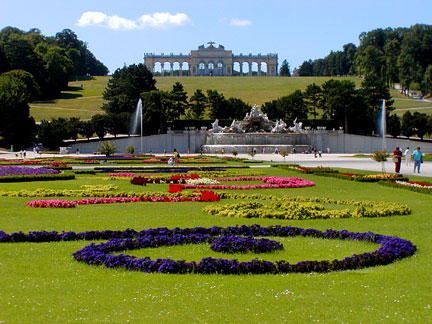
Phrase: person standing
[
  {"left": 393, "top": 147, "right": 402, "bottom": 173},
  {"left": 413, "top": 146, "right": 423, "bottom": 173},
  {"left": 403, "top": 147, "right": 411, "bottom": 166}
]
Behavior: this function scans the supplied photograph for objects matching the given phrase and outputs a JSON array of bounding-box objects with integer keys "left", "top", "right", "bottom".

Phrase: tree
[
  {"left": 387, "top": 114, "right": 401, "bottom": 138},
  {"left": 0, "top": 72, "right": 36, "bottom": 148},
  {"left": 189, "top": 89, "right": 207, "bottom": 119},
  {"left": 279, "top": 59, "right": 291, "bottom": 76},
  {"left": 412, "top": 112, "right": 431, "bottom": 140},
  {"left": 78, "top": 120, "right": 94, "bottom": 140},
  {"left": 423, "top": 65, "right": 432, "bottom": 95},
  {"left": 102, "top": 63, "right": 156, "bottom": 114},
  {"left": 282, "top": 90, "right": 308, "bottom": 119},
  {"left": 298, "top": 60, "right": 313, "bottom": 76},
  {"left": 37, "top": 118, "right": 69, "bottom": 148},
  {"left": 170, "top": 82, "right": 188, "bottom": 121},
  {"left": 91, "top": 114, "right": 112, "bottom": 139},
  {"left": 140, "top": 90, "right": 172, "bottom": 134},
  {"left": 98, "top": 141, "right": 117, "bottom": 157},
  {"left": 226, "top": 97, "right": 251, "bottom": 119},
  {"left": 401, "top": 111, "right": 415, "bottom": 138},
  {"left": 304, "top": 83, "right": 322, "bottom": 119},
  {"left": 207, "top": 89, "right": 229, "bottom": 119}
]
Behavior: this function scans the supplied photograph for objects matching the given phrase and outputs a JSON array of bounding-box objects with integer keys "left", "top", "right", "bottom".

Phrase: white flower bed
[
  {"left": 395, "top": 180, "right": 432, "bottom": 189},
  {"left": 185, "top": 178, "right": 220, "bottom": 185}
]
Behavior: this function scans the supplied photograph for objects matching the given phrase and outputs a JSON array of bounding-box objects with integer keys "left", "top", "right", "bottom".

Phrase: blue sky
[{"left": 1, "top": 0, "right": 431, "bottom": 74}]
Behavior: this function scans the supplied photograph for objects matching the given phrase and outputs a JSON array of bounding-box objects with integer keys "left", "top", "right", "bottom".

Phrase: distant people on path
[
  {"left": 173, "top": 149, "right": 179, "bottom": 165},
  {"left": 393, "top": 147, "right": 402, "bottom": 173},
  {"left": 413, "top": 147, "right": 423, "bottom": 174},
  {"left": 403, "top": 147, "right": 411, "bottom": 166}
]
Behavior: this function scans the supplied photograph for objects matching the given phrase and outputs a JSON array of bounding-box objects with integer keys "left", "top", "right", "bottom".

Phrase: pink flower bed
[
  {"left": 181, "top": 176, "right": 315, "bottom": 191},
  {"left": 26, "top": 191, "right": 219, "bottom": 208}
]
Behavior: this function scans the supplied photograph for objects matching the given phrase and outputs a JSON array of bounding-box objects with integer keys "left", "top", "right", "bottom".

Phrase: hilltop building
[{"left": 144, "top": 42, "right": 278, "bottom": 76}]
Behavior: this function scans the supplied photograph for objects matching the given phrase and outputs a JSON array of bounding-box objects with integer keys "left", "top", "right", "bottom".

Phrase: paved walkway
[
  {"left": 1, "top": 150, "right": 431, "bottom": 178},
  {"left": 238, "top": 153, "right": 432, "bottom": 178}
]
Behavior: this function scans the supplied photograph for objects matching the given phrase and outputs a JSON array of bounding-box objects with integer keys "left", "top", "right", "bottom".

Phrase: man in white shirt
[{"left": 403, "top": 147, "right": 411, "bottom": 166}]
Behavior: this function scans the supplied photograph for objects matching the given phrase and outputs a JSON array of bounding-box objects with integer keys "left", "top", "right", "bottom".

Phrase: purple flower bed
[
  {"left": 210, "top": 236, "right": 283, "bottom": 253},
  {"left": 0, "top": 165, "right": 59, "bottom": 176},
  {"left": 74, "top": 168, "right": 226, "bottom": 175},
  {"left": 0, "top": 225, "right": 416, "bottom": 274}
]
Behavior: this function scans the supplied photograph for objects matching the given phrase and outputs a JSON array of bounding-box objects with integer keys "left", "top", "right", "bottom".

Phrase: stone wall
[{"left": 69, "top": 131, "right": 432, "bottom": 154}]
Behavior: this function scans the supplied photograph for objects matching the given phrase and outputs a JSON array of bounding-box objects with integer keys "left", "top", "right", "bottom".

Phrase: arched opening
[
  {"left": 251, "top": 62, "right": 259, "bottom": 76},
  {"left": 260, "top": 62, "right": 268, "bottom": 76},
  {"left": 217, "top": 61, "right": 224, "bottom": 76},
  {"left": 153, "top": 62, "right": 162, "bottom": 76},
  {"left": 181, "top": 61, "right": 190, "bottom": 76},
  {"left": 233, "top": 62, "right": 241, "bottom": 76},
  {"left": 241, "top": 62, "right": 250, "bottom": 76},
  {"left": 208, "top": 62, "right": 215, "bottom": 76},
  {"left": 162, "top": 62, "right": 171, "bottom": 76},
  {"left": 172, "top": 62, "right": 181, "bottom": 76},
  {"left": 198, "top": 62, "right": 205, "bottom": 76}
]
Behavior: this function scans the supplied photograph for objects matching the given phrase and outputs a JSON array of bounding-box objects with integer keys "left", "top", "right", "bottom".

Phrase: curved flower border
[{"left": 0, "top": 225, "right": 415, "bottom": 274}]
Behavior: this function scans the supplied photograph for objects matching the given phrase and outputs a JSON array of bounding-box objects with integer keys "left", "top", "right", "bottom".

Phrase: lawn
[
  {"left": 29, "top": 76, "right": 431, "bottom": 121},
  {"left": 0, "top": 163, "right": 431, "bottom": 323}
]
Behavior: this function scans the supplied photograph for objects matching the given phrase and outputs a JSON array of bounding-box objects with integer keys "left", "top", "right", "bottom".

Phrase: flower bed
[
  {"left": 210, "top": 236, "right": 284, "bottom": 254},
  {"left": 130, "top": 174, "right": 200, "bottom": 186},
  {"left": 0, "top": 225, "right": 415, "bottom": 274},
  {"left": 26, "top": 191, "right": 220, "bottom": 208},
  {"left": 203, "top": 193, "right": 411, "bottom": 220},
  {"left": 378, "top": 180, "right": 432, "bottom": 194},
  {"left": 0, "top": 165, "right": 59, "bottom": 176},
  {"left": 0, "top": 171, "right": 75, "bottom": 182},
  {"left": 176, "top": 177, "right": 315, "bottom": 191}
]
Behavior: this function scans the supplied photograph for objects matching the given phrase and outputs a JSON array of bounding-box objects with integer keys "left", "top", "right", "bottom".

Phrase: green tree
[
  {"left": 91, "top": 114, "right": 112, "bottom": 139},
  {"left": 189, "top": 89, "right": 207, "bottom": 119},
  {"left": 37, "top": 118, "right": 69, "bottom": 148},
  {"left": 207, "top": 89, "right": 229, "bottom": 119},
  {"left": 412, "top": 112, "right": 431, "bottom": 140},
  {"left": 283, "top": 90, "right": 308, "bottom": 120},
  {"left": 226, "top": 97, "right": 251, "bottom": 119},
  {"left": 141, "top": 90, "right": 172, "bottom": 134},
  {"left": 401, "top": 111, "right": 415, "bottom": 138},
  {"left": 279, "top": 59, "right": 291, "bottom": 76},
  {"left": 170, "top": 82, "right": 188, "bottom": 121},
  {"left": 0, "top": 72, "right": 35, "bottom": 148},
  {"left": 103, "top": 63, "right": 156, "bottom": 114},
  {"left": 304, "top": 83, "right": 322, "bottom": 119},
  {"left": 423, "top": 65, "right": 432, "bottom": 95},
  {"left": 78, "top": 120, "right": 94, "bottom": 140},
  {"left": 387, "top": 114, "right": 401, "bottom": 138}
]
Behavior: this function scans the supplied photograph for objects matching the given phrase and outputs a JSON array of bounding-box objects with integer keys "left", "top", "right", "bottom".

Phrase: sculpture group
[{"left": 210, "top": 105, "right": 303, "bottom": 134}]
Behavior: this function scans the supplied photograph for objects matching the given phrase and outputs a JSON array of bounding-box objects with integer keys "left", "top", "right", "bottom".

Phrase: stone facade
[{"left": 144, "top": 42, "right": 278, "bottom": 76}]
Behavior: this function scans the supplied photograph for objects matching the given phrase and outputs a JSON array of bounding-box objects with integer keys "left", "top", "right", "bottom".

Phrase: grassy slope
[
  {"left": 0, "top": 166, "right": 431, "bottom": 323},
  {"left": 29, "top": 76, "right": 431, "bottom": 121}
]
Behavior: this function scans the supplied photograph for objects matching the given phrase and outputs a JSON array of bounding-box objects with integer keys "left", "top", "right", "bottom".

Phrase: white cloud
[
  {"left": 77, "top": 11, "right": 192, "bottom": 30},
  {"left": 229, "top": 19, "right": 252, "bottom": 26}
]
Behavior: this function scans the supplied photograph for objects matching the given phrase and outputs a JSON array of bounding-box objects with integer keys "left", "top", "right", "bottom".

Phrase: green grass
[
  {"left": 0, "top": 165, "right": 431, "bottom": 323},
  {"left": 29, "top": 76, "right": 431, "bottom": 121}
]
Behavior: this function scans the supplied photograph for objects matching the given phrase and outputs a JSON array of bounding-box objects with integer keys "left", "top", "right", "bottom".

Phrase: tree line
[
  {"left": 0, "top": 27, "right": 108, "bottom": 99},
  {"left": 296, "top": 24, "right": 432, "bottom": 95}
]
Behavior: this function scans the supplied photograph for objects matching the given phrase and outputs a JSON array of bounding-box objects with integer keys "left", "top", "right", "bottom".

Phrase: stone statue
[
  {"left": 230, "top": 119, "right": 244, "bottom": 133},
  {"left": 288, "top": 118, "right": 303, "bottom": 133},
  {"left": 271, "top": 119, "right": 287, "bottom": 133},
  {"left": 211, "top": 119, "right": 225, "bottom": 132}
]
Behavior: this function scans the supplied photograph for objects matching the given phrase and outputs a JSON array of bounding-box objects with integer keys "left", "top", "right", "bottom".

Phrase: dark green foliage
[
  {"left": 279, "top": 59, "right": 291, "bottom": 76},
  {"left": 0, "top": 27, "right": 108, "bottom": 99},
  {"left": 387, "top": 114, "right": 401, "bottom": 137},
  {"left": 90, "top": 114, "right": 112, "bottom": 139},
  {"left": 304, "top": 83, "right": 322, "bottom": 119},
  {"left": 207, "top": 89, "right": 229, "bottom": 119},
  {"left": 78, "top": 120, "right": 94, "bottom": 140},
  {"left": 401, "top": 111, "right": 415, "bottom": 138},
  {"left": 140, "top": 90, "right": 171, "bottom": 134},
  {"left": 102, "top": 63, "right": 156, "bottom": 114},
  {"left": 0, "top": 72, "right": 36, "bottom": 148},
  {"left": 170, "top": 82, "right": 188, "bottom": 121},
  {"left": 411, "top": 112, "right": 432, "bottom": 140},
  {"left": 189, "top": 89, "right": 207, "bottom": 119},
  {"left": 37, "top": 118, "right": 70, "bottom": 148}
]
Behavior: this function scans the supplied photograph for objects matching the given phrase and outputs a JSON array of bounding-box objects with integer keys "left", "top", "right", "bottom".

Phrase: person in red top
[{"left": 393, "top": 147, "right": 402, "bottom": 173}]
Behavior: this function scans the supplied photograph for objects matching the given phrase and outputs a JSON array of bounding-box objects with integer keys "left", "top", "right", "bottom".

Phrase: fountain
[
  {"left": 130, "top": 99, "right": 143, "bottom": 153},
  {"left": 380, "top": 100, "right": 386, "bottom": 151}
]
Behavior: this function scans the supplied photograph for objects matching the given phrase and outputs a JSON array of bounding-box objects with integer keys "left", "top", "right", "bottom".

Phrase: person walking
[
  {"left": 413, "top": 146, "right": 423, "bottom": 173},
  {"left": 392, "top": 147, "right": 402, "bottom": 173},
  {"left": 403, "top": 147, "right": 411, "bottom": 166}
]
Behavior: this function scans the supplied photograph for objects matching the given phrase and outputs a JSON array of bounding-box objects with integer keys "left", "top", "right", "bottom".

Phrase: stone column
[
  {"left": 240, "top": 63, "right": 243, "bottom": 76},
  {"left": 179, "top": 63, "right": 183, "bottom": 76},
  {"left": 258, "top": 63, "right": 261, "bottom": 77},
  {"left": 170, "top": 63, "right": 174, "bottom": 76},
  {"left": 248, "top": 62, "right": 252, "bottom": 76}
]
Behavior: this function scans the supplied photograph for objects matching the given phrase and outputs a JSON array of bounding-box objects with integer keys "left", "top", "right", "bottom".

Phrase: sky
[{"left": 1, "top": 0, "right": 432, "bottom": 74}]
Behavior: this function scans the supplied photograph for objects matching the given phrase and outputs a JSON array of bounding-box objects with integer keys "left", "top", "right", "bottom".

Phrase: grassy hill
[{"left": 29, "top": 76, "right": 432, "bottom": 121}]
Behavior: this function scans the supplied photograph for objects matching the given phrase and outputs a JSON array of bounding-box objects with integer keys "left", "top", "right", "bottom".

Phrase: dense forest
[
  {"left": 296, "top": 24, "right": 432, "bottom": 96},
  {"left": 0, "top": 27, "right": 108, "bottom": 99}
]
